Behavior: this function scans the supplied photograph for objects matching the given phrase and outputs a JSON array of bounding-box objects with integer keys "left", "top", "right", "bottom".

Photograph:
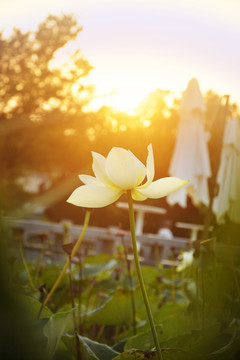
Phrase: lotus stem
[
  {"left": 78, "top": 252, "right": 83, "bottom": 332},
  {"left": 120, "top": 234, "right": 137, "bottom": 335},
  {"left": 38, "top": 210, "right": 90, "bottom": 317},
  {"left": 201, "top": 268, "right": 205, "bottom": 329},
  {"left": 35, "top": 240, "right": 45, "bottom": 284},
  {"left": 20, "top": 243, "right": 34, "bottom": 288},
  {"left": 127, "top": 192, "right": 163, "bottom": 360},
  {"left": 68, "top": 254, "right": 81, "bottom": 360},
  {"left": 195, "top": 258, "right": 200, "bottom": 326}
]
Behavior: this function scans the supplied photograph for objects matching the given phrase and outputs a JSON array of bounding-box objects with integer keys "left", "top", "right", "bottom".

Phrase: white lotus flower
[
  {"left": 67, "top": 144, "right": 189, "bottom": 208},
  {"left": 177, "top": 250, "right": 194, "bottom": 272}
]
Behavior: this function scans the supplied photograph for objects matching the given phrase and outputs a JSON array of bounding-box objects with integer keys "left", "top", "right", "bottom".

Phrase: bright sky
[{"left": 1, "top": 0, "right": 240, "bottom": 114}]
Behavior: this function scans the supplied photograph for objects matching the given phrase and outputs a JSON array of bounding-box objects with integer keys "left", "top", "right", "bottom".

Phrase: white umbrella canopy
[
  {"left": 213, "top": 118, "right": 240, "bottom": 224},
  {"left": 167, "top": 78, "right": 212, "bottom": 208}
]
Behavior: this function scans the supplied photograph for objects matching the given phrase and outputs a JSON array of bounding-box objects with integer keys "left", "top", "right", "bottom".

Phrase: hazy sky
[{"left": 1, "top": 0, "right": 240, "bottom": 113}]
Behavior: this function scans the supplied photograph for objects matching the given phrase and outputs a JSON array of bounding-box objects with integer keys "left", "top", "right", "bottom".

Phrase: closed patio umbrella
[
  {"left": 213, "top": 117, "right": 240, "bottom": 224},
  {"left": 167, "top": 78, "right": 211, "bottom": 207}
]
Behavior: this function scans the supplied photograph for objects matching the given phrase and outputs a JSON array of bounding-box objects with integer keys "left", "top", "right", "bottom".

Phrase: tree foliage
[
  {"left": 0, "top": 14, "right": 95, "bottom": 168},
  {"left": 0, "top": 14, "right": 93, "bottom": 121},
  {"left": 0, "top": 14, "right": 95, "bottom": 210}
]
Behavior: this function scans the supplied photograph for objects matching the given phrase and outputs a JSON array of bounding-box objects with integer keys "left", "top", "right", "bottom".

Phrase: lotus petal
[
  {"left": 138, "top": 177, "right": 189, "bottom": 199},
  {"left": 131, "top": 188, "right": 147, "bottom": 201},
  {"left": 137, "top": 144, "right": 154, "bottom": 189},
  {"left": 67, "top": 184, "right": 123, "bottom": 208},
  {"left": 92, "top": 151, "right": 119, "bottom": 189},
  {"left": 106, "top": 147, "right": 138, "bottom": 189},
  {"left": 79, "top": 175, "right": 99, "bottom": 185},
  {"left": 133, "top": 156, "right": 146, "bottom": 186}
]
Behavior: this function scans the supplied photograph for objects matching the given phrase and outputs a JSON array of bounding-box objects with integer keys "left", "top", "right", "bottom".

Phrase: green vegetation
[{"left": 1, "top": 224, "right": 240, "bottom": 359}]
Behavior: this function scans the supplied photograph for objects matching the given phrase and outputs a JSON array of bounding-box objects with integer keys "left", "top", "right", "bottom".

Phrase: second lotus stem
[
  {"left": 127, "top": 191, "right": 163, "bottom": 360},
  {"left": 38, "top": 210, "right": 90, "bottom": 318}
]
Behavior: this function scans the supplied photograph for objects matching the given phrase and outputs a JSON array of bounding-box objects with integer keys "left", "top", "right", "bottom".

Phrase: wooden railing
[{"left": 3, "top": 217, "right": 191, "bottom": 265}]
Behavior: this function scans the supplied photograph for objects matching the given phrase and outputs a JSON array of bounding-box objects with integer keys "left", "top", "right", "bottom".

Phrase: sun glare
[
  {"left": 14, "top": 0, "right": 238, "bottom": 115},
  {"left": 50, "top": 42, "right": 185, "bottom": 115},
  {"left": 81, "top": 75, "right": 158, "bottom": 115}
]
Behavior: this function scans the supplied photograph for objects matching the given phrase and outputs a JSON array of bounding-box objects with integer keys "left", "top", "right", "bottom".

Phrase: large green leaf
[
  {"left": 63, "top": 334, "right": 98, "bottom": 360},
  {"left": 160, "top": 331, "right": 201, "bottom": 356},
  {"left": 124, "top": 310, "right": 193, "bottom": 352},
  {"left": 83, "top": 253, "right": 112, "bottom": 265},
  {"left": 153, "top": 302, "right": 187, "bottom": 323},
  {"left": 124, "top": 326, "right": 163, "bottom": 351},
  {"left": 191, "top": 327, "right": 240, "bottom": 360},
  {"left": 41, "top": 264, "right": 69, "bottom": 289},
  {"left": 187, "top": 324, "right": 226, "bottom": 358},
  {"left": 160, "top": 316, "right": 195, "bottom": 341},
  {"left": 140, "top": 266, "right": 160, "bottom": 285},
  {"left": 134, "top": 301, "right": 187, "bottom": 336},
  {"left": 86, "top": 291, "right": 132, "bottom": 326},
  {"left": 16, "top": 294, "right": 52, "bottom": 320},
  {"left": 112, "top": 339, "right": 128, "bottom": 353},
  {"left": 43, "top": 309, "right": 74, "bottom": 359},
  {"left": 63, "top": 334, "right": 119, "bottom": 360},
  {"left": 134, "top": 288, "right": 163, "bottom": 321},
  {"left": 206, "top": 332, "right": 240, "bottom": 360},
  {"left": 81, "top": 259, "right": 118, "bottom": 281},
  {"left": 122, "top": 274, "right": 138, "bottom": 291},
  {"left": 52, "top": 340, "right": 72, "bottom": 360},
  {"left": 118, "top": 297, "right": 186, "bottom": 342},
  {"left": 80, "top": 335, "right": 120, "bottom": 360}
]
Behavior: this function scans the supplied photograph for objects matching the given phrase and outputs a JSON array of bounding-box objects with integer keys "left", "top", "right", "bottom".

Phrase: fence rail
[{"left": 3, "top": 217, "right": 191, "bottom": 265}]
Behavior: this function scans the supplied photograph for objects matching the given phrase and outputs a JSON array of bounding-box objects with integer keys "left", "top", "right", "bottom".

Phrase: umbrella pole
[{"left": 202, "top": 95, "right": 230, "bottom": 240}]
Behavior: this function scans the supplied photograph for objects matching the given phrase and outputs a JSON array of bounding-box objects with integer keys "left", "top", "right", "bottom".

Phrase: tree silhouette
[
  {"left": 0, "top": 14, "right": 95, "bottom": 211},
  {"left": 0, "top": 14, "right": 93, "bottom": 122}
]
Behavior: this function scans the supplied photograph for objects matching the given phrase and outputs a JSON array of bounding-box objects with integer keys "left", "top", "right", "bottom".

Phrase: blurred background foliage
[
  {"left": 0, "top": 13, "right": 240, "bottom": 359},
  {"left": 0, "top": 13, "right": 239, "bottom": 227}
]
